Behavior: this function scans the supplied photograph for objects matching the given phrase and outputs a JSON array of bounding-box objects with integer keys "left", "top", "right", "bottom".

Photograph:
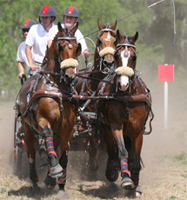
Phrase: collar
[{"left": 39, "top": 23, "right": 54, "bottom": 32}]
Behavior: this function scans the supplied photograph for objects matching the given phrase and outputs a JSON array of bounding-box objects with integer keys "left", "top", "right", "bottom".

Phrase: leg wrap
[
  {"left": 43, "top": 127, "right": 57, "bottom": 158},
  {"left": 121, "top": 158, "right": 130, "bottom": 178},
  {"left": 58, "top": 168, "right": 67, "bottom": 185},
  {"left": 131, "top": 173, "right": 139, "bottom": 188},
  {"left": 45, "top": 137, "right": 57, "bottom": 157}
]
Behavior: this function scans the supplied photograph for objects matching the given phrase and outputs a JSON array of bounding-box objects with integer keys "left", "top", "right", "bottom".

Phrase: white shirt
[
  {"left": 16, "top": 40, "right": 34, "bottom": 74},
  {"left": 49, "top": 23, "right": 88, "bottom": 53},
  {"left": 26, "top": 23, "right": 54, "bottom": 63}
]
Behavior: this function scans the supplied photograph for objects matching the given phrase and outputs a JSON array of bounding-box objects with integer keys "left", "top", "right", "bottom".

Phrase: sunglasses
[{"left": 22, "top": 29, "right": 29, "bottom": 33}]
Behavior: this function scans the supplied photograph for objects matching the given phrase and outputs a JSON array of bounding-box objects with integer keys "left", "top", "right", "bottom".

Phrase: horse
[
  {"left": 18, "top": 22, "right": 81, "bottom": 196},
  {"left": 74, "top": 20, "right": 117, "bottom": 169},
  {"left": 95, "top": 30, "right": 154, "bottom": 197}
]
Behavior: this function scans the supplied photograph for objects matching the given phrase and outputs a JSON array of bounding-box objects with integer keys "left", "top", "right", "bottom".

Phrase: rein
[
  {"left": 76, "top": 73, "right": 113, "bottom": 84},
  {"left": 39, "top": 71, "right": 60, "bottom": 76}
]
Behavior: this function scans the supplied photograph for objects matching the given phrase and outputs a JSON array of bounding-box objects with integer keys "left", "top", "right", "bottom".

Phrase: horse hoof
[
  {"left": 56, "top": 190, "right": 69, "bottom": 199},
  {"left": 121, "top": 177, "right": 134, "bottom": 190},
  {"left": 44, "top": 175, "right": 57, "bottom": 190},
  {"left": 49, "top": 163, "right": 63, "bottom": 178},
  {"left": 31, "top": 182, "right": 41, "bottom": 194},
  {"left": 124, "top": 185, "right": 142, "bottom": 198},
  {"left": 135, "top": 185, "right": 142, "bottom": 197},
  {"left": 105, "top": 168, "right": 119, "bottom": 182},
  {"left": 88, "top": 158, "right": 98, "bottom": 171}
]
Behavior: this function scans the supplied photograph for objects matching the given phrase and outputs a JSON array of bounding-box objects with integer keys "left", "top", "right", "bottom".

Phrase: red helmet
[
  {"left": 22, "top": 20, "right": 36, "bottom": 30},
  {"left": 39, "top": 5, "right": 56, "bottom": 21},
  {"left": 63, "top": 6, "right": 79, "bottom": 18}
]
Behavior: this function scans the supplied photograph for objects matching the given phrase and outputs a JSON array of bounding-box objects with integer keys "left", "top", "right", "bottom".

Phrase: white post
[{"left": 164, "top": 81, "right": 168, "bottom": 128}]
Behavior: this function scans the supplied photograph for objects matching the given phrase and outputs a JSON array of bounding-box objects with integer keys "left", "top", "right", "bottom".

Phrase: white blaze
[
  {"left": 119, "top": 49, "right": 131, "bottom": 90},
  {"left": 105, "top": 32, "right": 111, "bottom": 41}
]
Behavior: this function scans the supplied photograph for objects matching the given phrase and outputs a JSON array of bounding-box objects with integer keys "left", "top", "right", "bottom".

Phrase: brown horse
[
  {"left": 74, "top": 20, "right": 117, "bottom": 169},
  {"left": 18, "top": 22, "right": 81, "bottom": 196},
  {"left": 95, "top": 30, "right": 154, "bottom": 197}
]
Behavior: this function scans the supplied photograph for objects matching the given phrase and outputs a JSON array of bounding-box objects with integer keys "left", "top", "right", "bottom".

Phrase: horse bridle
[
  {"left": 96, "top": 27, "right": 116, "bottom": 72},
  {"left": 55, "top": 36, "right": 78, "bottom": 83},
  {"left": 56, "top": 36, "right": 77, "bottom": 62},
  {"left": 114, "top": 37, "right": 138, "bottom": 93},
  {"left": 114, "top": 36, "right": 137, "bottom": 69}
]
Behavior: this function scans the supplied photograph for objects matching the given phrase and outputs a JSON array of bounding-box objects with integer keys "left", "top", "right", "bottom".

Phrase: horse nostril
[
  {"left": 65, "top": 74, "right": 74, "bottom": 84},
  {"left": 103, "top": 60, "right": 108, "bottom": 66},
  {"left": 65, "top": 75, "right": 70, "bottom": 83},
  {"left": 104, "top": 60, "right": 114, "bottom": 67}
]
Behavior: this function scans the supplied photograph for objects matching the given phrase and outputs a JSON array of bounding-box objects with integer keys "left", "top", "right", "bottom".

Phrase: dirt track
[{"left": 0, "top": 92, "right": 187, "bottom": 200}]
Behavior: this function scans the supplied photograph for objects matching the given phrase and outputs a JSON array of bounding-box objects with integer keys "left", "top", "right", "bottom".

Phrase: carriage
[{"left": 13, "top": 21, "right": 154, "bottom": 198}]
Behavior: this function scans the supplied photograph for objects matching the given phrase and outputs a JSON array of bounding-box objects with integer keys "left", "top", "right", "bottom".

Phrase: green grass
[
  {"left": 173, "top": 152, "right": 187, "bottom": 178},
  {"left": 173, "top": 152, "right": 187, "bottom": 166},
  {"left": 168, "top": 196, "right": 177, "bottom": 199}
]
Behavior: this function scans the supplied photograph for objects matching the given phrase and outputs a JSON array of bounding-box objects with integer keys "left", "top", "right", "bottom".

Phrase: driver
[
  {"left": 16, "top": 20, "right": 36, "bottom": 79},
  {"left": 25, "top": 5, "right": 56, "bottom": 168},
  {"left": 26, "top": 5, "right": 56, "bottom": 75},
  {"left": 48, "top": 6, "right": 89, "bottom": 59}
]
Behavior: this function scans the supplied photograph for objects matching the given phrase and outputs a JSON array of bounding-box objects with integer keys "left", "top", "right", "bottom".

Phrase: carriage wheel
[
  {"left": 13, "top": 110, "right": 26, "bottom": 177},
  {"left": 105, "top": 167, "right": 119, "bottom": 182}
]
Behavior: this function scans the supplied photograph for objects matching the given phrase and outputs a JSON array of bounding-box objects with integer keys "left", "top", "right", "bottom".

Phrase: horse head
[
  {"left": 48, "top": 22, "right": 81, "bottom": 84},
  {"left": 95, "top": 20, "right": 117, "bottom": 70},
  {"left": 114, "top": 30, "right": 138, "bottom": 92}
]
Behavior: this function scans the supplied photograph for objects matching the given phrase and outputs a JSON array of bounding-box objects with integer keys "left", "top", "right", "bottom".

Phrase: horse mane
[{"left": 50, "top": 32, "right": 60, "bottom": 51}]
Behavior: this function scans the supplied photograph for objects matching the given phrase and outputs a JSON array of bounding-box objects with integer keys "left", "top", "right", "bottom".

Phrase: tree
[{"left": 0, "top": 0, "right": 186, "bottom": 98}]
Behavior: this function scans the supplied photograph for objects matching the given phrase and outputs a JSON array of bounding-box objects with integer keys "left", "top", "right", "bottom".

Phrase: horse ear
[
  {"left": 58, "top": 22, "right": 64, "bottom": 32},
  {"left": 132, "top": 32, "right": 139, "bottom": 43},
  {"left": 116, "top": 30, "right": 123, "bottom": 44},
  {"left": 71, "top": 22, "right": 79, "bottom": 35},
  {"left": 111, "top": 20, "right": 117, "bottom": 31},
  {"left": 98, "top": 20, "right": 104, "bottom": 31},
  {"left": 76, "top": 43, "right": 82, "bottom": 57}
]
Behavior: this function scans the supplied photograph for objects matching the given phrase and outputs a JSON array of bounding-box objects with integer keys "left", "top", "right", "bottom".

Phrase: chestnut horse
[
  {"left": 74, "top": 20, "right": 117, "bottom": 169},
  {"left": 96, "top": 30, "right": 154, "bottom": 197},
  {"left": 18, "top": 22, "right": 81, "bottom": 196}
]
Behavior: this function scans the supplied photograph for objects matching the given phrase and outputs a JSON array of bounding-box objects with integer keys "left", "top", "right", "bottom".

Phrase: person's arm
[
  {"left": 25, "top": 45, "right": 38, "bottom": 71},
  {"left": 18, "top": 61, "right": 25, "bottom": 79},
  {"left": 75, "top": 30, "right": 89, "bottom": 58}
]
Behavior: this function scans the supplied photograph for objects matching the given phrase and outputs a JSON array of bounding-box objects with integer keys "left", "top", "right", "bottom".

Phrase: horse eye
[
  {"left": 59, "top": 45, "right": 63, "bottom": 50},
  {"left": 114, "top": 53, "right": 120, "bottom": 59},
  {"left": 131, "top": 55, "right": 136, "bottom": 61}
]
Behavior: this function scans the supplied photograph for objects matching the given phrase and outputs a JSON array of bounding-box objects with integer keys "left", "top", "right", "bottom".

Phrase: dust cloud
[{"left": 0, "top": 77, "right": 186, "bottom": 199}]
